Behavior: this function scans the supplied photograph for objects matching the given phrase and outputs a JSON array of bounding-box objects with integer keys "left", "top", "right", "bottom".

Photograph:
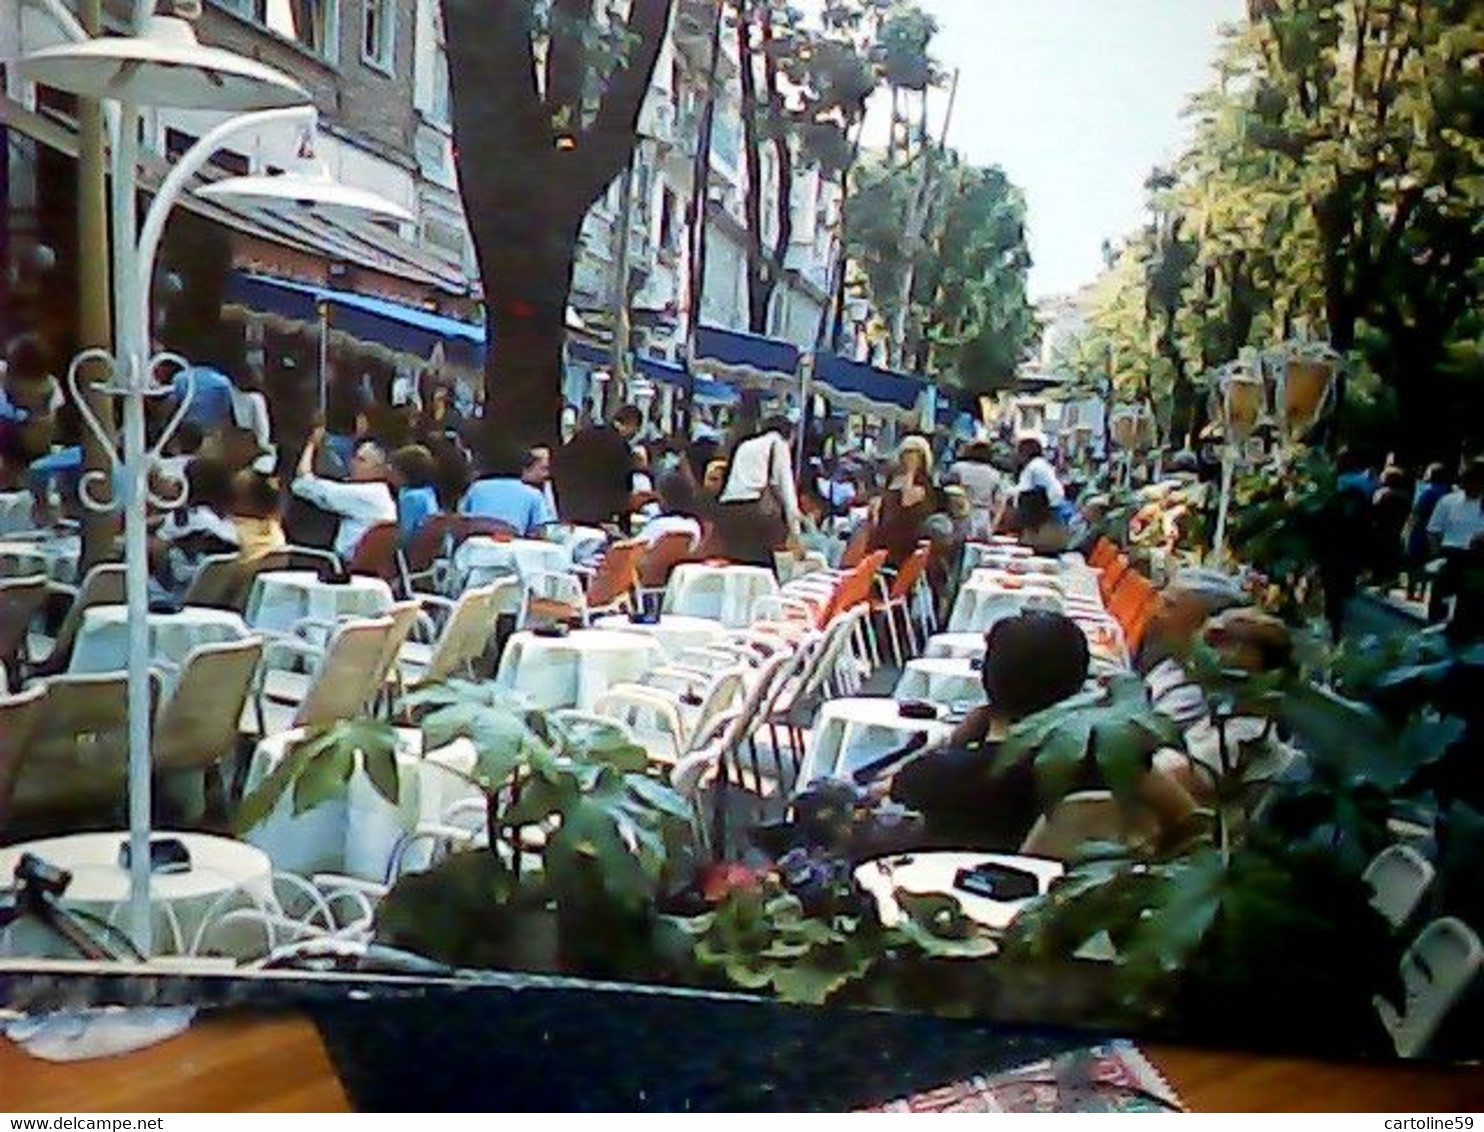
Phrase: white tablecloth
[
  {"left": 0, "top": 534, "right": 81, "bottom": 586},
  {"left": 69, "top": 605, "right": 251, "bottom": 686},
  {"left": 923, "top": 632, "right": 991, "bottom": 661},
  {"left": 894, "top": 657, "right": 987, "bottom": 708},
  {"left": 243, "top": 728, "right": 480, "bottom": 883},
  {"left": 0, "top": 491, "right": 34, "bottom": 536},
  {"left": 453, "top": 537, "right": 572, "bottom": 590},
  {"left": 663, "top": 563, "right": 779, "bottom": 629},
  {"left": 948, "top": 581, "right": 1063, "bottom": 633},
  {"left": 854, "top": 851, "right": 1064, "bottom": 932},
  {"left": 798, "top": 697, "right": 955, "bottom": 789},
  {"left": 590, "top": 613, "right": 726, "bottom": 659},
  {"left": 494, "top": 628, "right": 664, "bottom": 711},
  {"left": 0, "top": 832, "right": 272, "bottom": 958},
  {"left": 960, "top": 541, "right": 1035, "bottom": 576},
  {"left": 245, "top": 571, "right": 393, "bottom": 635}
]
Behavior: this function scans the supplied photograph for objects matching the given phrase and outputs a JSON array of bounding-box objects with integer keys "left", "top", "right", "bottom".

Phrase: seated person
[
  {"left": 390, "top": 444, "right": 440, "bottom": 545},
  {"left": 460, "top": 440, "right": 550, "bottom": 538},
  {"left": 880, "top": 610, "right": 1193, "bottom": 852},
  {"left": 230, "top": 469, "right": 287, "bottom": 563},
  {"left": 152, "top": 456, "right": 241, "bottom": 598},
  {"left": 1136, "top": 567, "right": 1251, "bottom": 726},
  {"left": 290, "top": 428, "right": 398, "bottom": 562},
  {"left": 1011, "top": 486, "right": 1073, "bottom": 556},
  {"left": 638, "top": 472, "right": 704, "bottom": 549}
]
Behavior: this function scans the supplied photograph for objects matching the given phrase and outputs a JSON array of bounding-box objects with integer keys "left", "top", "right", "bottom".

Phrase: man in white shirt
[
  {"left": 1015, "top": 435, "right": 1066, "bottom": 511},
  {"left": 291, "top": 427, "right": 397, "bottom": 561},
  {"left": 1427, "top": 460, "right": 1484, "bottom": 621}
]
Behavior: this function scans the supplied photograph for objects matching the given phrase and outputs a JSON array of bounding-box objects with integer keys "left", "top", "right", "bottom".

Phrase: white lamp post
[
  {"left": 15, "top": 14, "right": 400, "bottom": 956},
  {"left": 1210, "top": 362, "right": 1265, "bottom": 561}
]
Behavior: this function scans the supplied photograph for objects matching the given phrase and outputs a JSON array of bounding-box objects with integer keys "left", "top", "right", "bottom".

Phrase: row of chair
[{"left": 1088, "top": 537, "right": 1159, "bottom": 655}]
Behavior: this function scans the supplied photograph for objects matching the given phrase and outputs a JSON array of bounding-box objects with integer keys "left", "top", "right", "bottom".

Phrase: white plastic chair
[
  {"left": 1375, "top": 917, "right": 1483, "bottom": 1058},
  {"left": 592, "top": 665, "right": 749, "bottom": 766},
  {"left": 1364, "top": 844, "right": 1436, "bottom": 929}
]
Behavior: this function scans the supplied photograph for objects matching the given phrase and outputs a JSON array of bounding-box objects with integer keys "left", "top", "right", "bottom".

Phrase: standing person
[
  {"left": 1407, "top": 464, "right": 1452, "bottom": 599},
  {"left": 1014, "top": 434, "right": 1067, "bottom": 518},
  {"left": 169, "top": 333, "right": 239, "bottom": 435},
  {"left": 715, "top": 414, "right": 801, "bottom": 568},
  {"left": 949, "top": 440, "right": 1007, "bottom": 540},
  {"left": 553, "top": 404, "right": 642, "bottom": 527},
  {"left": 290, "top": 428, "right": 397, "bottom": 561},
  {"left": 1370, "top": 466, "right": 1412, "bottom": 585},
  {"left": 869, "top": 435, "right": 939, "bottom": 568},
  {"left": 1427, "top": 460, "right": 1484, "bottom": 623}
]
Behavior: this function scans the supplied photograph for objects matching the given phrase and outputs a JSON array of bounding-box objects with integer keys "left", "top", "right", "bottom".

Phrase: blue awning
[
  {"left": 227, "top": 272, "right": 483, "bottom": 360},
  {"left": 636, "top": 354, "right": 739, "bottom": 404},
  {"left": 568, "top": 340, "right": 609, "bottom": 368},
  {"left": 691, "top": 325, "right": 800, "bottom": 389},
  {"left": 812, "top": 353, "right": 925, "bottom": 421}
]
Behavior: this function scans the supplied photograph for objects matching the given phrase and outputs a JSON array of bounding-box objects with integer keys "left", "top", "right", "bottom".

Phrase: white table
[
  {"left": 494, "top": 628, "right": 665, "bottom": 711},
  {"left": 894, "top": 657, "right": 987, "bottom": 709},
  {"left": 550, "top": 524, "right": 608, "bottom": 562},
  {"left": 960, "top": 541, "right": 1035, "bottom": 576},
  {"left": 68, "top": 605, "right": 251, "bottom": 687},
  {"left": 453, "top": 536, "right": 572, "bottom": 590},
  {"left": 948, "top": 581, "right": 1063, "bottom": 634},
  {"left": 244, "top": 728, "right": 480, "bottom": 882},
  {"left": 854, "top": 851, "right": 1064, "bottom": 933},
  {"left": 923, "top": 632, "right": 991, "bottom": 661},
  {"left": 0, "top": 534, "right": 81, "bottom": 586},
  {"left": 0, "top": 832, "right": 272, "bottom": 958},
  {"left": 0, "top": 491, "right": 34, "bottom": 536},
  {"left": 663, "top": 563, "right": 779, "bottom": 629},
  {"left": 245, "top": 571, "right": 393, "bottom": 636},
  {"left": 798, "top": 697, "right": 955, "bottom": 789},
  {"left": 591, "top": 613, "right": 727, "bottom": 660}
]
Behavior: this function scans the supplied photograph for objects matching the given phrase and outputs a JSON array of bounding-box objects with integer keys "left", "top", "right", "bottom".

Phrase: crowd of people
[{"left": 5, "top": 319, "right": 1480, "bottom": 633}]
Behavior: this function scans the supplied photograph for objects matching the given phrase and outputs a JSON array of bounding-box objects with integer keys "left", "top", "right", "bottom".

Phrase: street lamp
[
  {"left": 1210, "top": 361, "right": 1264, "bottom": 561},
  {"left": 15, "top": 14, "right": 397, "bottom": 956},
  {"left": 1273, "top": 341, "right": 1341, "bottom": 447}
]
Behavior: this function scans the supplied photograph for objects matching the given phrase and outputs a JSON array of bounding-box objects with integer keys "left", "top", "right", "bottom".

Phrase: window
[
  {"left": 165, "top": 128, "right": 249, "bottom": 174},
  {"left": 659, "top": 187, "right": 677, "bottom": 252},
  {"left": 361, "top": 0, "right": 395, "bottom": 74},
  {"left": 213, "top": 0, "right": 339, "bottom": 63}
]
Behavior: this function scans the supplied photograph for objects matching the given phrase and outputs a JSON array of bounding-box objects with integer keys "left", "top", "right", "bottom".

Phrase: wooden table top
[{"left": 3, "top": 1013, "right": 1481, "bottom": 1112}]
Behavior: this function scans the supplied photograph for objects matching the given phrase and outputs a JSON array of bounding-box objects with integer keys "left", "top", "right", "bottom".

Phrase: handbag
[{"left": 756, "top": 434, "right": 786, "bottom": 522}]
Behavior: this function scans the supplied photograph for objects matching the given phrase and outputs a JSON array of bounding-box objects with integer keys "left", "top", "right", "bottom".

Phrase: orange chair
[
  {"left": 839, "top": 523, "right": 873, "bottom": 570},
  {"left": 1099, "top": 554, "right": 1131, "bottom": 602},
  {"left": 869, "top": 542, "right": 931, "bottom": 666},
  {"left": 1108, "top": 570, "right": 1158, "bottom": 654},
  {"left": 1088, "top": 537, "right": 1119, "bottom": 570},
  {"left": 346, "top": 520, "right": 402, "bottom": 583},
  {"left": 519, "top": 539, "right": 645, "bottom": 628}
]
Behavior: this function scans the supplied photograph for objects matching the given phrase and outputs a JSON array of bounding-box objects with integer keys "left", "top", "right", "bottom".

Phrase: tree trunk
[{"left": 478, "top": 211, "right": 584, "bottom": 448}]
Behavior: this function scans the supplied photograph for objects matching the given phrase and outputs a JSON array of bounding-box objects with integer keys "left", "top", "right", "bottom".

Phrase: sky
[{"left": 861, "top": 0, "right": 1247, "bottom": 301}]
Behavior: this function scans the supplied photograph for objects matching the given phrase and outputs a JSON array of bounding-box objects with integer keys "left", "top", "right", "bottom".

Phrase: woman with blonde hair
[{"left": 868, "top": 434, "right": 939, "bottom": 568}]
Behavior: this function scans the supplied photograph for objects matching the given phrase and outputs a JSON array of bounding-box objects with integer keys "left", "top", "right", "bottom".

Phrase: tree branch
[
  {"left": 571, "top": 0, "right": 675, "bottom": 207},
  {"left": 547, "top": 0, "right": 596, "bottom": 129}
]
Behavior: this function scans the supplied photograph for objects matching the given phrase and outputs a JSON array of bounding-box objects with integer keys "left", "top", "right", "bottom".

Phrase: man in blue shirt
[{"left": 461, "top": 441, "right": 550, "bottom": 537}]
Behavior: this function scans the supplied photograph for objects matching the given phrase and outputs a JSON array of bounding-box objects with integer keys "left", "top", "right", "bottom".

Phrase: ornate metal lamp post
[{"left": 17, "top": 14, "right": 403, "bottom": 955}]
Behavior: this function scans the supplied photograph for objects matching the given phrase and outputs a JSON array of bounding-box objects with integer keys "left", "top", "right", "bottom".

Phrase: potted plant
[{"left": 237, "top": 681, "right": 695, "bottom": 978}]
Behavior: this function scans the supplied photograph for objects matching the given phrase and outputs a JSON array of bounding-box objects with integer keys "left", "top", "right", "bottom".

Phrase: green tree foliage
[
  {"left": 1061, "top": 0, "right": 1484, "bottom": 460},
  {"left": 846, "top": 153, "right": 1036, "bottom": 392}
]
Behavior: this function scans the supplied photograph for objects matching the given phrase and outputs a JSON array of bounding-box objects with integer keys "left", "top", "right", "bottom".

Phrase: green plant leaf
[
  {"left": 624, "top": 773, "right": 694, "bottom": 822},
  {"left": 292, "top": 736, "right": 355, "bottom": 815},
  {"left": 232, "top": 734, "right": 318, "bottom": 836}
]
